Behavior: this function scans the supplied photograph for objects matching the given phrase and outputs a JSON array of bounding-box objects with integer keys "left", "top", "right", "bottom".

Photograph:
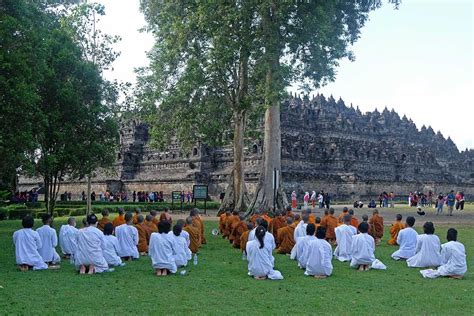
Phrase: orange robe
[
  {"left": 219, "top": 214, "right": 228, "bottom": 234},
  {"left": 276, "top": 224, "right": 296, "bottom": 254},
  {"left": 388, "top": 221, "right": 405, "bottom": 245},
  {"left": 227, "top": 215, "right": 240, "bottom": 242},
  {"left": 250, "top": 214, "right": 259, "bottom": 225},
  {"left": 350, "top": 217, "right": 360, "bottom": 231},
  {"left": 269, "top": 216, "right": 287, "bottom": 241},
  {"left": 112, "top": 214, "right": 125, "bottom": 228},
  {"left": 145, "top": 221, "right": 158, "bottom": 233},
  {"left": 135, "top": 223, "right": 150, "bottom": 253},
  {"left": 369, "top": 214, "right": 384, "bottom": 239},
  {"left": 184, "top": 224, "right": 201, "bottom": 254},
  {"left": 308, "top": 214, "right": 316, "bottom": 224},
  {"left": 285, "top": 211, "right": 295, "bottom": 219},
  {"left": 193, "top": 216, "right": 206, "bottom": 244},
  {"left": 97, "top": 216, "right": 110, "bottom": 231},
  {"left": 159, "top": 212, "right": 172, "bottom": 224},
  {"left": 338, "top": 211, "right": 349, "bottom": 224},
  {"left": 262, "top": 214, "right": 272, "bottom": 225},
  {"left": 222, "top": 215, "right": 233, "bottom": 238},
  {"left": 321, "top": 215, "right": 338, "bottom": 240},
  {"left": 152, "top": 216, "right": 159, "bottom": 226},
  {"left": 240, "top": 230, "right": 250, "bottom": 252},
  {"left": 132, "top": 214, "right": 139, "bottom": 225},
  {"left": 231, "top": 221, "right": 247, "bottom": 249}
]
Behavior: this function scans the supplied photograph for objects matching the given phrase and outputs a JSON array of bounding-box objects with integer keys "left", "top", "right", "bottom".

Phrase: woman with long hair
[{"left": 246, "top": 226, "right": 283, "bottom": 280}]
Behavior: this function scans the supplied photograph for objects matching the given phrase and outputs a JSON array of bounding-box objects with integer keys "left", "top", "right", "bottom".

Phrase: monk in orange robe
[
  {"left": 276, "top": 217, "right": 296, "bottom": 254},
  {"left": 284, "top": 206, "right": 294, "bottom": 220},
  {"left": 183, "top": 216, "right": 201, "bottom": 254},
  {"left": 132, "top": 209, "right": 142, "bottom": 225},
  {"left": 314, "top": 217, "right": 321, "bottom": 229},
  {"left": 159, "top": 208, "right": 172, "bottom": 224},
  {"left": 321, "top": 208, "right": 338, "bottom": 244},
  {"left": 349, "top": 209, "right": 359, "bottom": 231},
  {"left": 191, "top": 209, "right": 206, "bottom": 244},
  {"left": 387, "top": 214, "right": 404, "bottom": 245},
  {"left": 261, "top": 210, "right": 272, "bottom": 225},
  {"left": 219, "top": 211, "right": 231, "bottom": 234},
  {"left": 369, "top": 209, "right": 384, "bottom": 245},
  {"left": 135, "top": 215, "right": 150, "bottom": 255},
  {"left": 249, "top": 212, "right": 260, "bottom": 226},
  {"left": 145, "top": 214, "right": 158, "bottom": 233},
  {"left": 269, "top": 211, "right": 287, "bottom": 242},
  {"left": 338, "top": 207, "right": 349, "bottom": 224},
  {"left": 231, "top": 216, "right": 248, "bottom": 249},
  {"left": 150, "top": 210, "right": 159, "bottom": 226},
  {"left": 97, "top": 209, "right": 111, "bottom": 231},
  {"left": 112, "top": 208, "right": 126, "bottom": 227},
  {"left": 226, "top": 211, "right": 240, "bottom": 242},
  {"left": 240, "top": 223, "right": 254, "bottom": 253}
]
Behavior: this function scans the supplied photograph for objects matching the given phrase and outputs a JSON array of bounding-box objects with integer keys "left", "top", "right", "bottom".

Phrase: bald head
[
  {"left": 67, "top": 217, "right": 76, "bottom": 227},
  {"left": 186, "top": 216, "right": 193, "bottom": 225},
  {"left": 287, "top": 217, "right": 294, "bottom": 225},
  {"left": 373, "top": 209, "right": 379, "bottom": 215},
  {"left": 177, "top": 219, "right": 185, "bottom": 227},
  {"left": 342, "top": 207, "right": 348, "bottom": 213},
  {"left": 349, "top": 209, "right": 354, "bottom": 215},
  {"left": 145, "top": 214, "right": 153, "bottom": 222},
  {"left": 125, "top": 212, "right": 133, "bottom": 223},
  {"left": 343, "top": 214, "right": 351, "bottom": 224},
  {"left": 137, "top": 214, "right": 144, "bottom": 224},
  {"left": 302, "top": 214, "right": 310, "bottom": 223},
  {"left": 329, "top": 208, "right": 335, "bottom": 215},
  {"left": 293, "top": 214, "right": 301, "bottom": 221}
]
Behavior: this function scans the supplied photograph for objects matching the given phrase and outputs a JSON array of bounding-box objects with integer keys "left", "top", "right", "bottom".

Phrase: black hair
[
  {"left": 406, "top": 216, "right": 415, "bottom": 227},
  {"left": 87, "top": 214, "right": 98, "bottom": 225},
  {"left": 255, "top": 226, "right": 266, "bottom": 249},
  {"left": 173, "top": 224, "right": 182, "bottom": 236},
  {"left": 446, "top": 228, "right": 457, "bottom": 242},
  {"left": 260, "top": 219, "right": 268, "bottom": 230},
  {"left": 158, "top": 220, "right": 171, "bottom": 234},
  {"left": 396, "top": 214, "right": 402, "bottom": 221},
  {"left": 41, "top": 213, "right": 52, "bottom": 224},
  {"left": 306, "top": 223, "right": 316, "bottom": 236},
  {"left": 22, "top": 215, "right": 34, "bottom": 229},
  {"left": 103, "top": 222, "right": 114, "bottom": 235},
  {"left": 423, "top": 222, "right": 435, "bottom": 235},
  {"left": 316, "top": 226, "right": 326, "bottom": 239},
  {"left": 125, "top": 212, "right": 133, "bottom": 222},
  {"left": 358, "top": 222, "right": 369, "bottom": 234}
]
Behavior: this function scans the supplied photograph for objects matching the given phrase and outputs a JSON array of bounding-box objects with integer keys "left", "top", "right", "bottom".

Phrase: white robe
[
  {"left": 304, "top": 238, "right": 333, "bottom": 276},
  {"left": 59, "top": 225, "right": 78, "bottom": 256},
  {"left": 297, "top": 235, "right": 316, "bottom": 269},
  {"left": 168, "top": 230, "right": 190, "bottom": 247},
  {"left": 334, "top": 224, "right": 357, "bottom": 262},
  {"left": 171, "top": 234, "right": 192, "bottom": 267},
  {"left": 407, "top": 234, "right": 442, "bottom": 268},
  {"left": 350, "top": 233, "right": 376, "bottom": 267},
  {"left": 115, "top": 224, "right": 139, "bottom": 259},
  {"left": 290, "top": 222, "right": 308, "bottom": 260},
  {"left": 13, "top": 228, "right": 48, "bottom": 270},
  {"left": 74, "top": 226, "right": 109, "bottom": 273},
  {"left": 36, "top": 225, "right": 61, "bottom": 264},
  {"left": 391, "top": 227, "right": 418, "bottom": 260},
  {"left": 149, "top": 232, "right": 177, "bottom": 273},
  {"left": 246, "top": 239, "right": 283, "bottom": 280},
  {"left": 420, "top": 241, "right": 467, "bottom": 278},
  {"left": 102, "top": 235, "right": 123, "bottom": 267}
]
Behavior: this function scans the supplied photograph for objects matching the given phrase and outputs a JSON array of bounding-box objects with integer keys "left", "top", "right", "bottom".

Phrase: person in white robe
[
  {"left": 420, "top": 228, "right": 467, "bottom": 279},
  {"left": 102, "top": 223, "right": 124, "bottom": 267},
  {"left": 303, "top": 192, "right": 310, "bottom": 209},
  {"left": 36, "top": 214, "right": 61, "bottom": 265},
  {"left": 334, "top": 215, "right": 357, "bottom": 262},
  {"left": 246, "top": 226, "right": 283, "bottom": 280},
  {"left": 290, "top": 214, "right": 309, "bottom": 260},
  {"left": 297, "top": 223, "right": 317, "bottom": 269},
  {"left": 13, "top": 216, "right": 48, "bottom": 271},
  {"left": 115, "top": 212, "right": 139, "bottom": 260},
  {"left": 407, "top": 222, "right": 442, "bottom": 268},
  {"left": 391, "top": 216, "right": 418, "bottom": 260},
  {"left": 350, "top": 222, "right": 386, "bottom": 270},
  {"left": 170, "top": 224, "right": 192, "bottom": 267},
  {"left": 59, "top": 217, "right": 78, "bottom": 259},
  {"left": 174, "top": 219, "right": 190, "bottom": 246},
  {"left": 149, "top": 221, "right": 177, "bottom": 276},
  {"left": 305, "top": 226, "right": 333, "bottom": 278},
  {"left": 74, "top": 214, "right": 111, "bottom": 274}
]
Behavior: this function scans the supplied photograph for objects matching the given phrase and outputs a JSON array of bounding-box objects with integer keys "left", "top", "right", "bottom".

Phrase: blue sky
[{"left": 97, "top": 0, "right": 473, "bottom": 150}]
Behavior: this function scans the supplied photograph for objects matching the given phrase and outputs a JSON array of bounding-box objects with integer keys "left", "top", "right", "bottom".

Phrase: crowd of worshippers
[
  {"left": 12, "top": 208, "right": 206, "bottom": 276},
  {"left": 219, "top": 207, "right": 467, "bottom": 280}
]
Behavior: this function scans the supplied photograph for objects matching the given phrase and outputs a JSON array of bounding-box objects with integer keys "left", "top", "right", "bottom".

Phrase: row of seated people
[
  {"left": 219, "top": 206, "right": 467, "bottom": 280},
  {"left": 12, "top": 208, "right": 206, "bottom": 276}
]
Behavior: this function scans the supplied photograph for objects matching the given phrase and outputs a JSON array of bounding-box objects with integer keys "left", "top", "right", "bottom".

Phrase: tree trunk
[
  {"left": 44, "top": 176, "right": 50, "bottom": 214},
  {"left": 218, "top": 110, "right": 250, "bottom": 215},
  {"left": 86, "top": 174, "right": 92, "bottom": 215}
]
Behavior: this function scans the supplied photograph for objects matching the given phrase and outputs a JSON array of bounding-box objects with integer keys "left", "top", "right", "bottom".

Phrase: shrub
[
  {"left": 70, "top": 208, "right": 86, "bottom": 216},
  {"left": 8, "top": 209, "right": 36, "bottom": 220},
  {"left": 36, "top": 212, "right": 48, "bottom": 219},
  {"left": 55, "top": 208, "right": 72, "bottom": 217},
  {"left": 25, "top": 202, "right": 42, "bottom": 208},
  {"left": 0, "top": 207, "right": 8, "bottom": 220}
]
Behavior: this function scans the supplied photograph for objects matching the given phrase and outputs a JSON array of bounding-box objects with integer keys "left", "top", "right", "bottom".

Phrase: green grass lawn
[{"left": 0, "top": 218, "right": 473, "bottom": 315}]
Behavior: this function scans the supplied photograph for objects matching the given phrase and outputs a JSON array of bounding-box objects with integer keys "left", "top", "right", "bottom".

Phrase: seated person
[
  {"left": 149, "top": 221, "right": 177, "bottom": 276},
  {"left": 102, "top": 223, "right": 124, "bottom": 267},
  {"left": 407, "top": 222, "right": 442, "bottom": 268},
  {"left": 115, "top": 212, "right": 139, "bottom": 260},
  {"left": 304, "top": 227, "right": 333, "bottom": 278},
  {"left": 350, "top": 222, "right": 384, "bottom": 271},
  {"left": 392, "top": 216, "right": 418, "bottom": 260},
  {"left": 297, "top": 224, "right": 317, "bottom": 269},
  {"left": 420, "top": 228, "right": 467, "bottom": 279},
  {"left": 387, "top": 214, "right": 404, "bottom": 245},
  {"left": 59, "top": 217, "right": 78, "bottom": 259},
  {"left": 246, "top": 226, "right": 283, "bottom": 280},
  {"left": 36, "top": 214, "right": 61, "bottom": 268},
  {"left": 13, "top": 216, "right": 48, "bottom": 271},
  {"left": 171, "top": 224, "right": 192, "bottom": 267},
  {"left": 334, "top": 215, "right": 357, "bottom": 262},
  {"left": 368, "top": 200, "right": 376, "bottom": 208}
]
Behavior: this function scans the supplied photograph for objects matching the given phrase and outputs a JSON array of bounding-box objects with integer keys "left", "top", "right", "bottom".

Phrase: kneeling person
[
  {"left": 149, "top": 221, "right": 177, "bottom": 276},
  {"left": 305, "top": 227, "right": 333, "bottom": 278},
  {"left": 36, "top": 214, "right": 61, "bottom": 267},
  {"left": 102, "top": 223, "right": 124, "bottom": 267},
  {"left": 13, "top": 216, "right": 48, "bottom": 271}
]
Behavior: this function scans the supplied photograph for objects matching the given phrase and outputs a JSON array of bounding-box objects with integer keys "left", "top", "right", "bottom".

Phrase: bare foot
[
  {"left": 79, "top": 265, "right": 86, "bottom": 274},
  {"left": 358, "top": 265, "right": 365, "bottom": 271},
  {"left": 254, "top": 276, "right": 267, "bottom": 280},
  {"left": 19, "top": 264, "right": 29, "bottom": 272},
  {"left": 156, "top": 269, "right": 162, "bottom": 276},
  {"left": 314, "top": 275, "right": 327, "bottom": 279},
  {"left": 162, "top": 269, "right": 168, "bottom": 276},
  {"left": 88, "top": 265, "right": 95, "bottom": 274},
  {"left": 449, "top": 275, "right": 463, "bottom": 279},
  {"left": 48, "top": 264, "right": 60, "bottom": 270}
]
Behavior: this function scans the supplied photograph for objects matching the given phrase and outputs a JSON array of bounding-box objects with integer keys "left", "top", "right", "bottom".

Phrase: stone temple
[{"left": 19, "top": 94, "right": 474, "bottom": 200}]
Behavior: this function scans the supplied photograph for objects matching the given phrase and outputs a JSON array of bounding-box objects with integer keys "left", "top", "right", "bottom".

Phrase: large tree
[{"left": 139, "top": 1, "right": 264, "bottom": 212}]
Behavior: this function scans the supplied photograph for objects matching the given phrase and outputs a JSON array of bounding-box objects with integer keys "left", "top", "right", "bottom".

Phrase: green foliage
[
  {"left": 69, "top": 208, "right": 86, "bottom": 216},
  {"left": 8, "top": 209, "right": 35, "bottom": 220},
  {"left": 0, "top": 208, "right": 8, "bottom": 220}
]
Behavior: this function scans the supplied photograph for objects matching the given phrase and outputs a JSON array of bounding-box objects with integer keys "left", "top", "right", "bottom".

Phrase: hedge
[{"left": 0, "top": 207, "right": 8, "bottom": 220}]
